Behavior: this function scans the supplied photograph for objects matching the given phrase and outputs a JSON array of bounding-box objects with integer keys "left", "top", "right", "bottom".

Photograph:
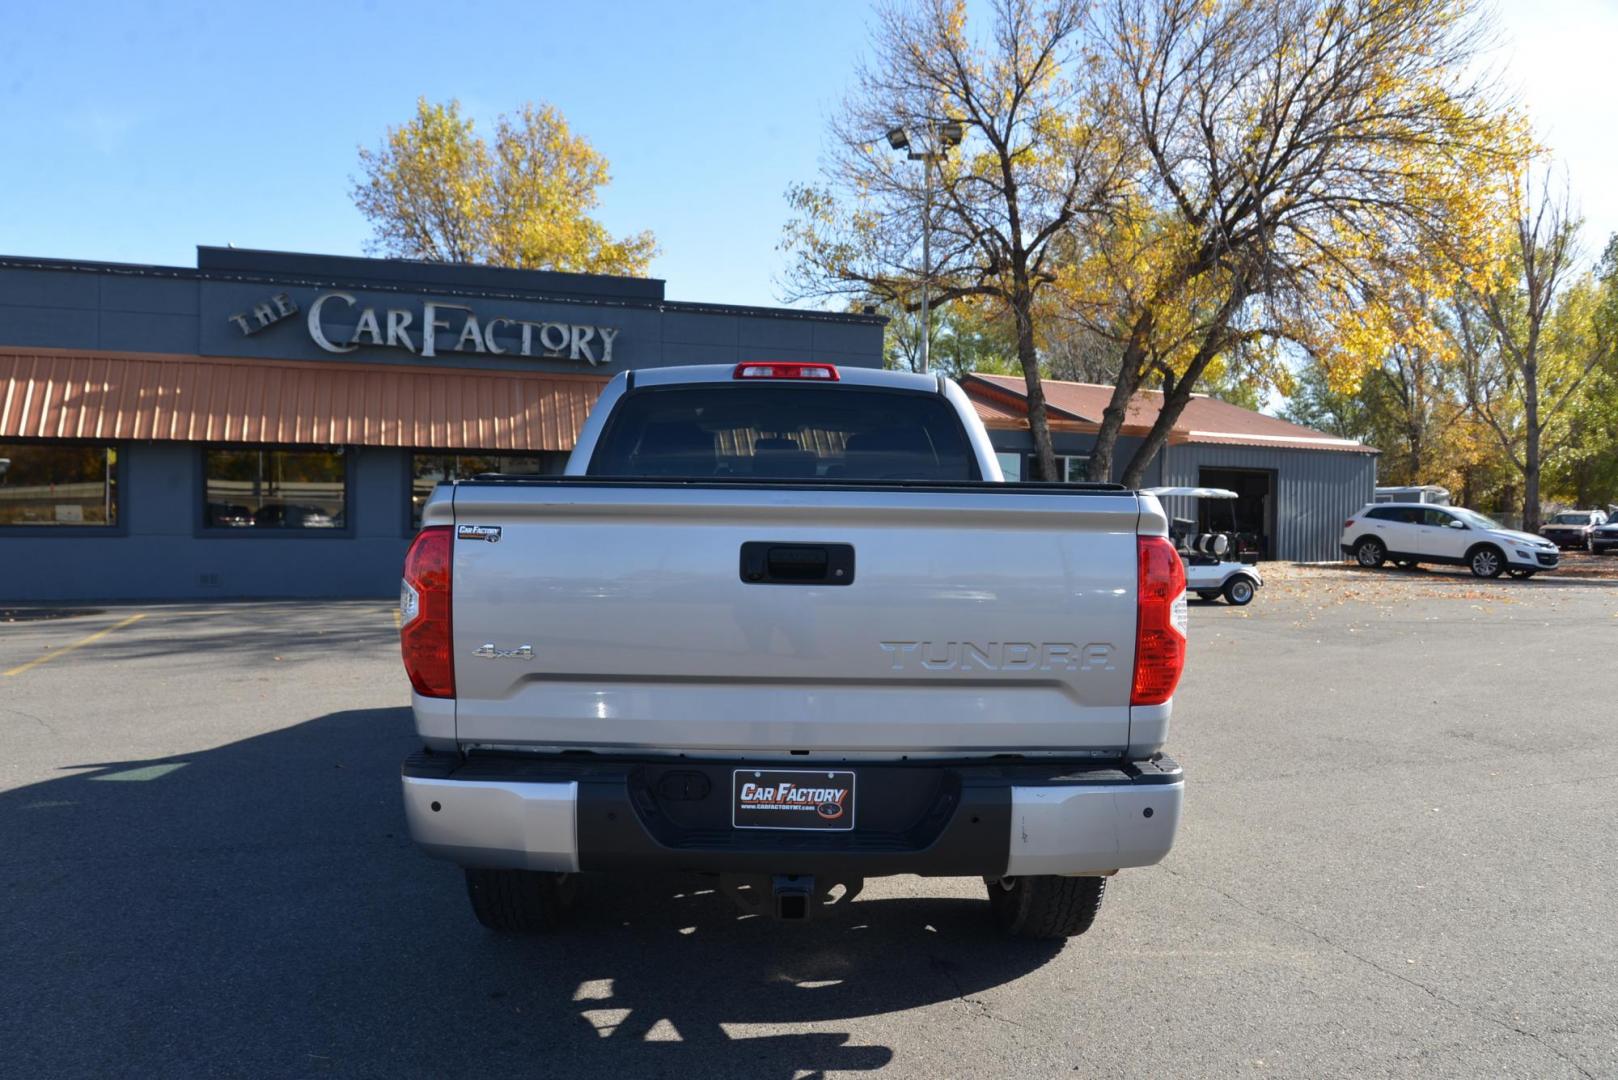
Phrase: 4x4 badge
[
  {"left": 457, "top": 525, "right": 502, "bottom": 543},
  {"left": 474, "top": 643, "right": 533, "bottom": 660}
]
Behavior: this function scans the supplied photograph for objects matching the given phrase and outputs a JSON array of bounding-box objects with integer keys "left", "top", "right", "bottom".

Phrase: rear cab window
[{"left": 587, "top": 384, "right": 981, "bottom": 481}]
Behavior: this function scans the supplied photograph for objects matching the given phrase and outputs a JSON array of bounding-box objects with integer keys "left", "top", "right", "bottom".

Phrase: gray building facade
[
  {"left": 0, "top": 248, "right": 885, "bottom": 601},
  {"left": 1154, "top": 443, "right": 1378, "bottom": 563}
]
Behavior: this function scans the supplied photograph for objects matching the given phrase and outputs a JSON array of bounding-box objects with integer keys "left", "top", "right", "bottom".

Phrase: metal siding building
[
  {"left": 0, "top": 248, "right": 886, "bottom": 601},
  {"left": 1156, "top": 443, "right": 1378, "bottom": 563},
  {"left": 963, "top": 374, "right": 1377, "bottom": 563}
]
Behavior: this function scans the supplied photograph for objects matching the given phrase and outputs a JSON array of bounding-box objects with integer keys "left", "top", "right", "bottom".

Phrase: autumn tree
[
  {"left": 1334, "top": 254, "right": 1478, "bottom": 487},
  {"left": 1280, "top": 356, "right": 1373, "bottom": 439},
  {"left": 353, "top": 98, "right": 656, "bottom": 275},
  {"left": 1550, "top": 240, "right": 1618, "bottom": 511},
  {"left": 780, "top": 0, "right": 1125, "bottom": 480},
  {"left": 1450, "top": 176, "right": 1617, "bottom": 530},
  {"left": 1546, "top": 355, "right": 1618, "bottom": 511},
  {"left": 1071, "top": 0, "right": 1524, "bottom": 487},
  {"left": 1282, "top": 331, "right": 1501, "bottom": 500},
  {"left": 1368, "top": 337, "right": 1465, "bottom": 485},
  {"left": 1041, "top": 316, "right": 1128, "bottom": 384},
  {"left": 875, "top": 299, "right": 1022, "bottom": 378}
]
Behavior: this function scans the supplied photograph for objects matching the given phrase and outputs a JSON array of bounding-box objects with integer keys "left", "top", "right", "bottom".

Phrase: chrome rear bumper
[
  {"left": 401, "top": 753, "right": 1182, "bottom": 878},
  {"left": 1006, "top": 781, "right": 1182, "bottom": 875},
  {"left": 402, "top": 776, "right": 579, "bottom": 872}
]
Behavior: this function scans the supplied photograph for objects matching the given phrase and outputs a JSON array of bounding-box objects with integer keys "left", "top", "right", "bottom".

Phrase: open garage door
[{"left": 1199, "top": 467, "right": 1276, "bottom": 560}]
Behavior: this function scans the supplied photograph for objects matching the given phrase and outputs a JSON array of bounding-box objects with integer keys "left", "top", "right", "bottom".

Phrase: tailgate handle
[{"left": 740, "top": 542, "right": 855, "bottom": 586}]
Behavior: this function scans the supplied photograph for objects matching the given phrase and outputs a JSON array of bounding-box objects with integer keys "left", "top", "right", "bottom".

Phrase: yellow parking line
[
  {"left": 393, "top": 608, "right": 402, "bottom": 630},
  {"left": 3, "top": 613, "right": 147, "bottom": 677}
]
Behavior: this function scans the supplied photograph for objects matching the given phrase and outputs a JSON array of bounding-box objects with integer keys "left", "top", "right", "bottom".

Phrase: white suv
[{"left": 1340, "top": 503, "right": 1561, "bottom": 579}]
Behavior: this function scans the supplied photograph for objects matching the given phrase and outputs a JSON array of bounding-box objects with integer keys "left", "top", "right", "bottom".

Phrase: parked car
[
  {"left": 1591, "top": 514, "right": 1618, "bottom": 556},
  {"left": 205, "top": 502, "right": 255, "bottom": 528},
  {"left": 254, "top": 504, "right": 336, "bottom": 528},
  {"left": 397, "top": 363, "right": 1186, "bottom": 940},
  {"left": 1340, "top": 502, "right": 1561, "bottom": 579},
  {"left": 1540, "top": 509, "right": 1609, "bottom": 551}
]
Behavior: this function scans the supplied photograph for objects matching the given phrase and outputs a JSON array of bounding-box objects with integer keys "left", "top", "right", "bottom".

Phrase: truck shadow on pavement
[
  {"left": 65, "top": 601, "right": 405, "bottom": 665},
  {"left": 1, "top": 707, "right": 1060, "bottom": 1079}
]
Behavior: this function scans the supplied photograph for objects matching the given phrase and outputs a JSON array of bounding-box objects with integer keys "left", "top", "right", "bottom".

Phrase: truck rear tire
[
  {"left": 987, "top": 874, "right": 1106, "bottom": 940},
  {"left": 465, "top": 868, "right": 576, "bottom": 933}
]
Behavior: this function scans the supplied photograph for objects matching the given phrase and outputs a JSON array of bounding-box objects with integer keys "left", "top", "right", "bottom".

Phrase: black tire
[
  {"left": 1354, "top": 537, "right": 1386, "bottom": 568},
  {"left": 465, "top": 868, "right": 576, "bottom": 933},
  {"left": 987, "top": 874, "right": 1106, "bottom": 940},
  {"left": 1468, "top": 545, "right": 1505, "bottom": 579},
  {"left": 1223, "top": 577, "right": 1255, "bottom": 605},
  {"left": 1506, "top": 568, "right": 1535, "bottom": 579}
]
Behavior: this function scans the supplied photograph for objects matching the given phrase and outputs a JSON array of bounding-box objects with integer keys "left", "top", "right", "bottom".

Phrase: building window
[
  {"left": 0, "top": 442, "right": 118, "bottom": 526},
  {"left": 410, "top": 452, "right": 566, "bottom": 527},
  {"left": 204, "top": 448, "right": 345, "bottom": 529},
  {"left": 1057, "top": 455, "right": 1090, "bottom": 482},
  {"left": 1004, "top": 453, "right": 1089, "bottom": 482}
]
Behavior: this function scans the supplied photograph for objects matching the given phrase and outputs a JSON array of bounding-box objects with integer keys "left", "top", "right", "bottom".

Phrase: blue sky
[{"left": 2, "top": 0, "right": 1612, "bottom": 308}]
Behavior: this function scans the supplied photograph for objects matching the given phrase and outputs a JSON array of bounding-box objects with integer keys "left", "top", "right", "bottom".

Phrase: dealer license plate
[{"left": 732, "top": 769, "right": 856, "bottom": 831}]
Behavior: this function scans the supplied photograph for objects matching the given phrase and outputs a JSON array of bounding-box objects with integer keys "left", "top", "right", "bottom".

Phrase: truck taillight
[
  {"left": 1132, "top": 535, "right": 1188, "bottom": 706},
  {"left": 400, "top": 525, "right": 454, "bottom": 698},
  {"left": 733, "top": 362, "right": 839, "bottom": 380}
]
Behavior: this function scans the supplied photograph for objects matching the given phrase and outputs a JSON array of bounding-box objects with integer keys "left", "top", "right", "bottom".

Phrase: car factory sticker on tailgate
[{"left": 733, "top": 770, "right": 856, "bottom": 831}]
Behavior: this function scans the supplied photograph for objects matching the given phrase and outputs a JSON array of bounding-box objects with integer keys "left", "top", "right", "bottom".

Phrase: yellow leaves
[
  {"left": 1060, "top": 0, "right": 1533, "bottom": 406},
  {"left": 1327, "top": 316, "right": 1398, "bottom": 392},
  {"left": 352, "top": 98, "right": 656, "bottom": 276},
  {"left": 353, "top": 98, "right": 489, "bottom": 263}
]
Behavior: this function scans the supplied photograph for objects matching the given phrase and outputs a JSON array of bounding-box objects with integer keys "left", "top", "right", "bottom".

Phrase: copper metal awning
[{"left": 0, "top": 348, "right": 607, "bottom": 451}]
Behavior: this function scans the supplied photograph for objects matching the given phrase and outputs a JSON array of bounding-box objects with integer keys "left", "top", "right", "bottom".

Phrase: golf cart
[{"left": 1143, "top": 486, "right": 1264, "bottom": 606}]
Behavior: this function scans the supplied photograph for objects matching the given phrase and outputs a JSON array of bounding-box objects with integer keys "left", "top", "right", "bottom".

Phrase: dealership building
[
  {"left": 0, "top": 248, "right": 885, "bottom": 601},
  {"left": 1, "top": 246, "right": 1374, "bottom": 601}
]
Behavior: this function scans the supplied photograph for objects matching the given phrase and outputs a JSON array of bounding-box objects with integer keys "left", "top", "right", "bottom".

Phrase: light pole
[{"left": 886, "top": 120, "right": 963, "bottom": 375}]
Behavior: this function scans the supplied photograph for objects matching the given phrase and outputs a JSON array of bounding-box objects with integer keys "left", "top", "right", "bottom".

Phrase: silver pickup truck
[{"left": 398, "top": 362, "right": 1186, "bottom": 940}]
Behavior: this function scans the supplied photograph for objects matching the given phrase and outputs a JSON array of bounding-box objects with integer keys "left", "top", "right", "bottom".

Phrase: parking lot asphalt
[{"left": 2, "top": 570, "right": 1616, "bottom": 1079}]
